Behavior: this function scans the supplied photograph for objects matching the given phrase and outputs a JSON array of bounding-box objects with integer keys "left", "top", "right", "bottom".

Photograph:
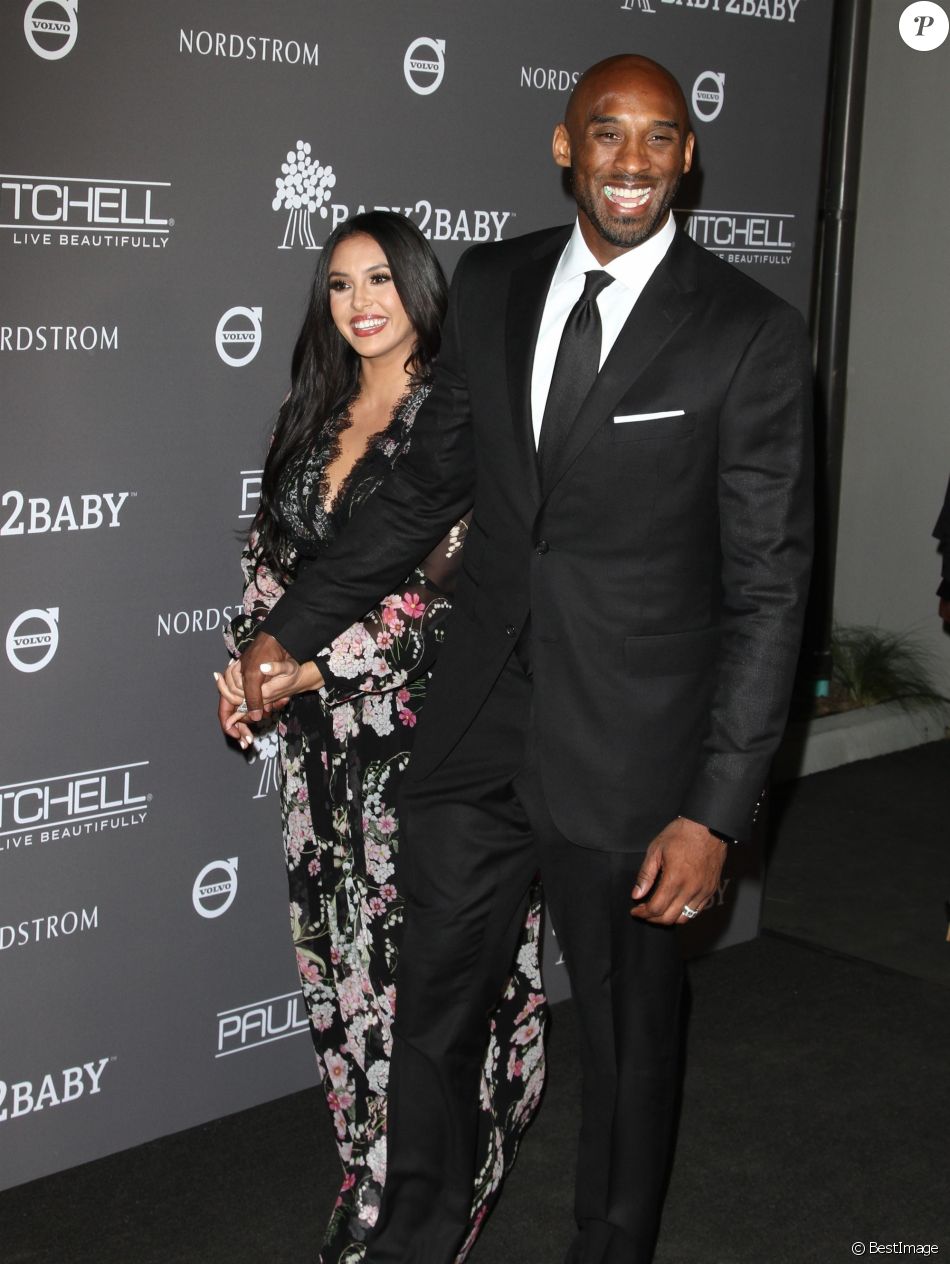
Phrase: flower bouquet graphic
[
  {"left": 248, "top": 727, "right": 279, "bottom": 799},
  {"left": 273, "top": 140, "right": 336, "bottom": 250}
]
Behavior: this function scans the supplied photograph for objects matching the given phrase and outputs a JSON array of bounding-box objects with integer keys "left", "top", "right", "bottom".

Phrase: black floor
[
  {"left": 4, "top": 743, "right": 949, "bottom": 1264},
  {"left": 764, "top": 740, "right": 950, "bottom": 984}
]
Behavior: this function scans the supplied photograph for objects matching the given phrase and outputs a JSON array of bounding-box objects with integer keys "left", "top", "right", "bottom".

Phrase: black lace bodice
[{"left": 276, "top": 383, "right": 431, "bottom": 563}]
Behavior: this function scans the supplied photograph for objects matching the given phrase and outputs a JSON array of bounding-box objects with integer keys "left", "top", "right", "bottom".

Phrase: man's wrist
[{"left": 677, "top": 815, "right": 734, "bottom": 844}]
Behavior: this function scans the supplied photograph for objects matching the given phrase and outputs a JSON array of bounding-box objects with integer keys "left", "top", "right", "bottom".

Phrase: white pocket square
[{"left": 613, "top": 409, "right": 686, "bottom": 423}]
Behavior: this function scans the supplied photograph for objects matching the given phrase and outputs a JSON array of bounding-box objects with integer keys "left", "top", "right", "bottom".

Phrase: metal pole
[{"left": 805, "top": 0, "right": 872, "bottom": 696}]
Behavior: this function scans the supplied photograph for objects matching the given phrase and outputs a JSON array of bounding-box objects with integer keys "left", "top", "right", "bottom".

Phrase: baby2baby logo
[{"left": 272, "top": 140, "right": 514, "bottom": 250}]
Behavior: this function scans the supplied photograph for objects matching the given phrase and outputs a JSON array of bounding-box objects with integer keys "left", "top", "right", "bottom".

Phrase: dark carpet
[
  {"left": 3, "top": 743, "right": 948, "bottom": 1264},
  {"left": 764, "top": 740, "right": 950, "bottom": 983}
]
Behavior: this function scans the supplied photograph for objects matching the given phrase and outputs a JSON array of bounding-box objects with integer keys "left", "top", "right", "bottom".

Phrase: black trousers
[{"left": 365, "top": 654, "right": 684, "bottom": 1264}]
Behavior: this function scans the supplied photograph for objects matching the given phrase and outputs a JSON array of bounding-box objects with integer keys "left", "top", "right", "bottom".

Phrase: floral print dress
[{"left": 225, "top": 385, "right": 547, "bottom": 1264}]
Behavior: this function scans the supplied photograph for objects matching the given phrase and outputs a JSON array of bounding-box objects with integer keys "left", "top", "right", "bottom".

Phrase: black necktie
[{"left": 538, "top": 269, "right": 614, "bottom": 488}]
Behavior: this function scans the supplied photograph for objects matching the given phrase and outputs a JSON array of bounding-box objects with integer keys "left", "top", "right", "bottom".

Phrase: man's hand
[
  {"left": 240, "top": 631, "right": 295, "bottom": 722},
  {"left": 630, "top": 816, "right": 727, "bottom": 925}
]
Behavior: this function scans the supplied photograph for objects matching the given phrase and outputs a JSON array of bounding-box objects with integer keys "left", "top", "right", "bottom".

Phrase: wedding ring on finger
[
  {"left": 237, "top": 700, "right": 248, "bottom": 713},
  {"left": 681, "top": 904, "right": 699, "bottom": 920}
]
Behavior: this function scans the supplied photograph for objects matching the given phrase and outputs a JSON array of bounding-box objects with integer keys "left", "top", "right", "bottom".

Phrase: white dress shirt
[{"left": 530, "top": 214, "right": 677, "bottom": 446}]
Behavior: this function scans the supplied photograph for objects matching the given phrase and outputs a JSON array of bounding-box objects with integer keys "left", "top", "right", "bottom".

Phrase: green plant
[{"left": 831, "top": 624, "right": 949, "bottom": 711}]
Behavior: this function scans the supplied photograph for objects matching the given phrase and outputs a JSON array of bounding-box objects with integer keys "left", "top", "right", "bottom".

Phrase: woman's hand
[
  {"left": 259, "top": 658, "right": 324, "bottom": 704},
  {"left": 215, "top": 660, "right": 254, "bottom": 749}
]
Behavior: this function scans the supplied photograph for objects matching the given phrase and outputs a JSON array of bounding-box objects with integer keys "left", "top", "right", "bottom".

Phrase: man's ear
[
  {"left": 683, "top": 131, "right": 695, "bottom": 175},
  {"left": 552, "top": 122, "right": 572, "bottom": 170}
]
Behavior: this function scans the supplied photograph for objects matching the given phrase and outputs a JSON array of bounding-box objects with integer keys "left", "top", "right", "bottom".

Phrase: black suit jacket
[{"left": 264, "top": 225, "right": 814, "bottom": 850}]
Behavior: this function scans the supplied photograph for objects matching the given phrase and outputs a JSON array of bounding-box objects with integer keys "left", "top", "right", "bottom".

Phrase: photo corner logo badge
[
  {"left": 6, "top": 607, "right": 59, "bottom": 673},
  {"left": 24, "top": 0, "right": 78, "bottom": 60},
  {"left": 193, "top": 856, "right": 239, "bottom": 919},
  {"left": 404, "top": 37, "right": 445, "bottom": 95},
  {"left": 899, "top": 2, "right": 949, "bottom": 49},
  {"left": 273, "top": 141, "right": 336, "bottom": 249},
  {"left": 215, "top": 306, "right": 262, "bottom": 367},
  {"left": 692, "top": 71, "right": 725, "bottom": 123}
]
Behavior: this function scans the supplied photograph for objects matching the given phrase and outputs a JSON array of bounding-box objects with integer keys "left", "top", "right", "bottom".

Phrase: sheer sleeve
[
  {"left": 222, "top": 529, "right": 286, "bottom": 658},
  {"left": 315, "top": 515, "right": 469, "bottom": 708}
]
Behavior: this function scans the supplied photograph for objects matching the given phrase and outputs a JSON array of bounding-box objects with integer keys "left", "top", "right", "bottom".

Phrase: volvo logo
[
  {"left": 404, "top": 37, "right": 446, "bottom": 95},
  {"left": 215, "top": 306, "right": 262, "bottom": 367},
  {"left": 692, "top": 70, "right": 726, "bottom": 123},
  {"left": 6, "top": 608, "right": 59, "bottom": 673},
  {"left": 193, "top": 857, "right": 239, "bottom": 919},
  {"left": 24, "top": 0, "right": 78, "bottom": 61}
]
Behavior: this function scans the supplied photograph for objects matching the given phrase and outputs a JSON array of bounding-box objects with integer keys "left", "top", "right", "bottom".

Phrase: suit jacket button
[
  {"left": 535, "top": 539, "right": 549, "bottom": 554},
  {"left": 505, "top": 624, "right": 517, "bottom": 637}
]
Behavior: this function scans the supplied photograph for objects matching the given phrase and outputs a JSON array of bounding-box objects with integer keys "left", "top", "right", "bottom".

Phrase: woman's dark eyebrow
[{"left": 328, "top": 262, "right": 389, "bottom": 277}]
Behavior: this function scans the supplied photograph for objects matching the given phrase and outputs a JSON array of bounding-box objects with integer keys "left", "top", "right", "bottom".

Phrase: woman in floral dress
[{"left": 215, "top": 213, "right": 547, "bottom": 1264}]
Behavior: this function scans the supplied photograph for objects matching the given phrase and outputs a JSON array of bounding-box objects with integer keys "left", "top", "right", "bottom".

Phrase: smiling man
[{"left": 240, "top": 54, "right": 814, "bottom": 1264}]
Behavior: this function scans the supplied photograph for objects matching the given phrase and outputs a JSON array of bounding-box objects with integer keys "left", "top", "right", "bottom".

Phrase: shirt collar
[{"left": 553, "top": 213, "right": 676, "bottom": 293}]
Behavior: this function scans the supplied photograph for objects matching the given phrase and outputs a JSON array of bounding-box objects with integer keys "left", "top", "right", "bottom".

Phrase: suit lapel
[
  {"left": 541, "top": 230, "right": 699, "bottom": 500},
  {"left": 505, "top": 229, "right": 569, "bottom": 506}
]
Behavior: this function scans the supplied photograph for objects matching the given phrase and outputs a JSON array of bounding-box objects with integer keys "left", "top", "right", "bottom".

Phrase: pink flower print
[
  {"left": 378, "top": 814, "right": 397, "bottom": 835},
  {"left": 515, "top": 992, "right": 545, "bottom": 1023},
  {"left": 380, "top": 884, "right": 397, "bottom": 902},
  {"left": 341, "top": 1174, "right": 356, "bottom": 1193},
  {"left": 381, "top": 594, "right": 402, "bottom": 608},
  {"left": 401, "top": 592, "right": 427, "bottom": 619},
  {"left": 512, "top": 1017, "right": 542, "bottom": 1046},
  {"left": 326, "top": 1091, "right": 341, "bottom": 1110},
  {"left": 330, "top": 946, "right": 342, "bottom": 965},
  {"left": 360, "top": 679, "right": 374, "bottom": 691},
  {"left": 308, "top": 858, "right": 320, "bottom": 877},
  {"left": 396, "top": 688, "right": 411, "bottom": 703},
  {"left": 325, "top": 1053, "right": 348, "bottom": 1086},
  {"left": 380, "top": 605, "right": 401, "bottom": 628},
  {"left": 371, "top": 657, "right": 391, "bottom": 677},
  {"left": 368, "top": 897, "right": 387, "bottom": 918},
  {"left": 507, "top": 1048, "right": 524, "bottom": 1079},
  {"left": 377, "top": 631, "right": 394, "bottom": 649},
  {"left": 398, "top": 707, "right": 417, "bottom": 728}
]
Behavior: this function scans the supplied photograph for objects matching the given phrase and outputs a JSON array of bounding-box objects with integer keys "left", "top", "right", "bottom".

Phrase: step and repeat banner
[{"left": 1, "top": 0, "right": 832, "bottom": 1189}]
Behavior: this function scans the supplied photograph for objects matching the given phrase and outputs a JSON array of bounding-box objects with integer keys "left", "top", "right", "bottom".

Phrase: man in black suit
[{"left": 241, "top": 54, "right": 813, "bottom": 1264}]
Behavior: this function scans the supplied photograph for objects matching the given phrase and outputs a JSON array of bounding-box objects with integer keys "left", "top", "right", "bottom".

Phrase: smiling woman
[{"left": 213, "top": 211, "right": 547, "bottom": 1263}]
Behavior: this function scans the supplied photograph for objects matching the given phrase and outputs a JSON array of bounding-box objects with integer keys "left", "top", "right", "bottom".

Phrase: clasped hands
[
  {"left": 217, "top": 636, "right": 726, "bottom": 926},
  {"left": 215, "top": 631, "right": 323, "bottom": 748}
]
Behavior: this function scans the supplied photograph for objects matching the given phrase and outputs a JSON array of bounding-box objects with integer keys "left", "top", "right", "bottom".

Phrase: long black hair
[{"left": 253, "top": 210, "right": 447, "bottom": 581}]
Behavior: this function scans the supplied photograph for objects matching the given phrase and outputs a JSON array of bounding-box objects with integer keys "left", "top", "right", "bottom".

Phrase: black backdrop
[{"left": 1, "top": 0, "right": 832, "bottom": 1189}]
